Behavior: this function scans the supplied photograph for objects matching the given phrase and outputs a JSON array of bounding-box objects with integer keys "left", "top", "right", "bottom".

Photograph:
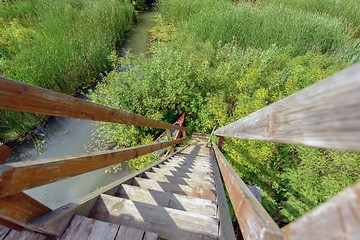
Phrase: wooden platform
[{"left": 0, "top": 136, "right": 235, "bottom": 239}]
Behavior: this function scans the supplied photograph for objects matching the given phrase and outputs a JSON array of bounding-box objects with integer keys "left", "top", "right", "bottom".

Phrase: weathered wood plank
[
  {"left": 27, "top": 146, "right": 190, "bottom": 236},
  {"left": 117, "top": 184, "right": 217, "bottom": 217},
  {"left": 0, "top": 193, "right": 50, "bottom": 228},
  {"left": 0, "top": 226, "right": 10, "bottom": 239},
  {"left": 132, "top": 177, "right": 216, "bottom": 201},
  {"left": 0, "top": 144, "right": 11, "bottom": 164},
  {"left": 0, "top": 138, "right": 187, "bottom": 198},
  {"left": 91, "top": 194, "right": 219, "bottom": 240},
  {"left": 87, "top": 217, "right": 119, "bottom": 240},
  {"left": 151, "top": 167, "right": 214, "bottom": 182},
  {"left": 215, "top": 64, "right": 360, "bottom": 152},
  {"left": 116, "top": 226, "right": 144, "bottom": 240},
  {"left": 282, "top": 180, "right": 360, "bottom": 240},
  {"left": 143, "top": 172, "right": 216, "bottom": 190},
  {"left": 142, "top": 232, "right": 158, "bottom": 240},
  {"left": 210, "top": 148, "right": 236, "bottom": 240},
  {"left": 3, "top": 230, "right": 20, "bottom": 240},
  {"left": 60, "top": 215, "right": 96, "bottom": 240},
  {"left": 213, "top": 143, "right": 283, "bottom": 240},
  {"left": 0, "top": 219, "right": 23, "bottom": 231},
  {"left": 0, "top": 77, "right": 185, "bottom": 131}
]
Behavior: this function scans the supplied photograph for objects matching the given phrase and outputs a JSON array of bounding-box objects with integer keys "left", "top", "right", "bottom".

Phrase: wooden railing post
[
  {"left": 0, "top": 143, "right": 11, "bottom": 164},
  {"left": 217, "top": 136, "right": 224, "bottom": 151}
]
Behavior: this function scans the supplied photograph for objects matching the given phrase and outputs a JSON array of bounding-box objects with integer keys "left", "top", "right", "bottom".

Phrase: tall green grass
[
  {"left": 0, "top": 0, "right": 136, "bottom": 141},
  {"left": 158, "top": 0, "right": 351, "bottom": 55},
  {"left": 256, "top": 0, "right": 360, "bottom": 36}
]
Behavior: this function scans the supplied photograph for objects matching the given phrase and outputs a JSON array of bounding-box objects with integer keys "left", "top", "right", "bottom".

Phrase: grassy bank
[
  {"left": 88, "top": 0, "right": 360, "bottom": 225},
  {"left": 0, "top": 0, "right": 136, "bottom": 142}
]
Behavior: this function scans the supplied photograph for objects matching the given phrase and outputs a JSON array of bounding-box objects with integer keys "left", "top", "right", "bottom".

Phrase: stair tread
[
  {"left": 90, "top": 194, "right": 218, "bottom": 240},
  {"left": 1, "top": 228, "right": 46, "bottom": 240},
  {"left": 132, "top": 177, "right": 216, "bottom": 201},
  {"left": 117, "top": 184, "right": 216, "bottom": 217},
  {"left": 60, "top": 215, "right": 158, "bottom": 240},
  {"left": 144, "top": 172, "right": 216, "bottom": 190},
  {"left": 159, "top": 164, "right": 214, "bottom": 174},
  {"left": 151, "top": 167, "right": 214, "bottom": 182}
]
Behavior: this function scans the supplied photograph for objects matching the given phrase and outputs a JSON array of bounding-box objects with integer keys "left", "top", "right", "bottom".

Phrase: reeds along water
[{"left": 0, "top": 0, "right": 136, "bottom": 141}]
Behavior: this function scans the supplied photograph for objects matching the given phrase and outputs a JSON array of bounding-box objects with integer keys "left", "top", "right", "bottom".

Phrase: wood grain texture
[
  {"left": 116, "top": 226, "right": 144, "bottom": 240},
  {"left": 87, "top": 220, "right": 119, "bottom": 240},
  {"left": 142, "top": 232, "right": 158, "bottom": 240},
  {"left": 59, "top": 215, "right": 96, "bottom": 240},
  {"left": 91, "top": 194, "right": 219, "bottom": 240},
  {"left": 215, "top": 64, "right": 360, "bottom": 152},
  {"left": 132, "top": 177, "right": 216, "bottom": 201},
  {"left": 143, "top": 172, "right": 216, "bottom": 190},
  {"left": 0, "top": 77, "right": 185, "bottom": 131},
  {"left": 282, "top": 180, "right": 360, "bottom": 240},
  {"left": 0, "top": 219, "right": 23, "bottom": 231},
  {"left": 0, "top": 144, "right": 11, "bottom": 164},
  {"left": 0, "top": 193, "right": 50, "bottom": 227},
  {"left": 117, "top": 184, "right": 217, "bottom": 217},
  {"left": 0, "top": 138, "right": 186, "bottom": 197},
  {"left": 213, "top": 143, "right": 283, "bottom": 240},
  {"left": 0, "top": 226, "right": 10, "bottom": 239},
  {"left": 210, "top": 148, "right": 236, "bottom": 240}
]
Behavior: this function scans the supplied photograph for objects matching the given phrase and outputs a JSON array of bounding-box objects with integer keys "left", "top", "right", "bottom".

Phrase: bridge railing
[
  {"left": 0, "top": 77, "right": 187, "bottom": 230},
  {"left": 213, "top": 63, "right": 360, "bottom": 240}
]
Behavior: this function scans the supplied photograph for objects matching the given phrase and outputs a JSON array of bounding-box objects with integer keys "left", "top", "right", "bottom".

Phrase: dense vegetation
[
  {"left": 88, "top": 0, "right": 360, "bottom": 225},
  {"left": 0, "top": 0, "right": 135, "bottom": 141}
]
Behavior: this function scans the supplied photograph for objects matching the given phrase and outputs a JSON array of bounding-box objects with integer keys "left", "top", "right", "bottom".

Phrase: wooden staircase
[{"left": 0, "top": 135, "right": 234, "bottom": 240}]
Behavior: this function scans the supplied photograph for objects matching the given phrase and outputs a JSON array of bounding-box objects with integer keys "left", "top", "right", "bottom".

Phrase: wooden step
[
  {"left": 165, "top": 156, "right": 213, "bottom": 164},
  {"left": 165, "top": 161, "right": 213, "bottom": 169},
  {"left": 117, "top": 184, "right": 216, "bottom": 217},
  {"left": 0, "top": 227, "right": 47, "bottom": 240},
  {"left": 151, "top": 167, "right": 214, "bottom": 183},
  {"left": 90, "top": 194, "right": 219, "bottom": 240},
  {"left": 143, "top": 172, "right": 216, "bottom": 190},
  {"left": 132, "top": 177, "right": 216, "bottom": 201},
  {"left": 167, "top": 158, "right": 213, "bottom": 166},
  {"left": 158, "top": 164, "right": 214, "bottom": 175},
  {"left": 60, "top": 215, "right": 158, "bottom": 240},
  {"left": 159, "top": 162, "right": 214, "bottom": 174}
]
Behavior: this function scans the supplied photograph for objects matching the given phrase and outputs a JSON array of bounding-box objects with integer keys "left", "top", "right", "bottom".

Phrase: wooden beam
[
  {"left": 215, "top": 64, "right": 360, "bottom": 152},
  {"left": 282, "top": 180, "right": 360, "bottom": 239},
  {"left": 0, "top": 77, "right": 185, "bottom": 131},
  {"left": 0, "top": 192, "right": 50, "bottom": 228},
  {"left": 0, "top": 143, "right": 11, "bottom": 164},
  {"left": 0, "top": 218, "right": 23, "bottom": 231},
  {"left": 212, "top": 143, "right": 283, "bottom": 240},
  {"left": 0, "top": 138, "right": 187, "bottom": 198}
]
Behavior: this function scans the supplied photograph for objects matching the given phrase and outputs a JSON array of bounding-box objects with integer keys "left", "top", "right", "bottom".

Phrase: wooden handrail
[
  {"left": 215, "top": 64, "right": 360, "bottom": 152},
  {"left": 212, "top": 143, "right": 283, "bottom": 240},
  {"left": 0, "top": 77, "right": 186, "bottom": 131},
  {"left": 0, "top": 137, "right": 187, "bottom": 198},
  {"left": 282, "top": 179, "right": 360, "bottom": 239}
]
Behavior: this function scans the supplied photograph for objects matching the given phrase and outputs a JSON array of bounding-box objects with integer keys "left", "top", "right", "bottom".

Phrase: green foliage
[
  {"left": 0, "top": 0, "right": 136, "bottom": 141},
  {"left": 256, "top": 0, "right": 360, "bottom": 37},
  {"left": 157, "top": 0, "right": 351, "bottom": 55},
  {"left": 88, "top": 14, "right": 359, "bottom": 223}
]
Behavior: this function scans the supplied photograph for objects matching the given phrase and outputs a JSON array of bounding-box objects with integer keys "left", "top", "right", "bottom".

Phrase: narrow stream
[{"left": 8, "top": 11, "right": 156, "bottom": 209}]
